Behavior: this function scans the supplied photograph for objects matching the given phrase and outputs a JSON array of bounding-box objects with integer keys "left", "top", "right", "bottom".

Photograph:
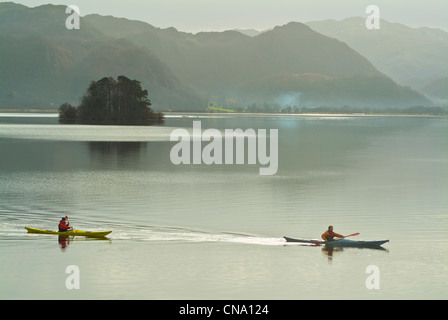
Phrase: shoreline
[
  {"left": 0, "top": 108, "right": 58, "bottom": 113},
  {"left": 0, "top": 109, "right": 446, "bottom": 118},
  {"left": 166, "top": 111, "right": 446, "bottom": 118}
]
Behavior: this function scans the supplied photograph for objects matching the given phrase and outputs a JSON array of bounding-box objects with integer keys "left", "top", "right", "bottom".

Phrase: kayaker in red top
[
  {"left": 58, "top": 216, "right": 71, "bottom": 232},
  {"left": 321, "top": 226, "right": 344, "bottom": 242}
]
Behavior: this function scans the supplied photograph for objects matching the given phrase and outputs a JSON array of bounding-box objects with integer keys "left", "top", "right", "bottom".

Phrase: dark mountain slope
[{"left": 0, "top": 3, "right": 204, "bottom": 110}]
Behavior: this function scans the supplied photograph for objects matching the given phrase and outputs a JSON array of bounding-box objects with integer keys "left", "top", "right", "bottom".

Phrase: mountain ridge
[
  {"left": 0, "top": 2, "right": 205, "bottom": 110},
  {"left": 0, "top": 3, "right": 434, "bottom": 110},
  {"left": 306, "top": 17, "right": 448, "bottom": 104}
]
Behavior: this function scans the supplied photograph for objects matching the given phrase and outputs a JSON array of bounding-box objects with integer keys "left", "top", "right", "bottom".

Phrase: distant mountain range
[
  {"left": 306, "top": 17, "right": 448, "bottom": 104},
  {"left": 0, "top": 2, "right": 440, "bottom": 111}
]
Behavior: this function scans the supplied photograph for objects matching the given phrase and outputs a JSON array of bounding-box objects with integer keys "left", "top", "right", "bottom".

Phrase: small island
[{"left": 58, "top": 76, "right": 164, "bottom": 125}]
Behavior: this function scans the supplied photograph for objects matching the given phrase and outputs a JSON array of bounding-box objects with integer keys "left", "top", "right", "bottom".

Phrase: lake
[{"left": 0, "top": 112, "right": 447, "bottom": 300}]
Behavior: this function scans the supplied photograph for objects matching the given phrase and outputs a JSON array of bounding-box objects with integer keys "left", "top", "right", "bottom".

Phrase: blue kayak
[{"left": 283, "top": 236, "right": 389, "bottom": 248}]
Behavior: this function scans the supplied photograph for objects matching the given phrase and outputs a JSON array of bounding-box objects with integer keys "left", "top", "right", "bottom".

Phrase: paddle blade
[{"left": 346, "top": 232, "right": 360, "bottom": 237}]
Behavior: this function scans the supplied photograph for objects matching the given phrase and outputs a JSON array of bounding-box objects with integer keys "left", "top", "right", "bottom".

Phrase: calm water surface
[{"left": 0, "top": 112, "right": 447, "bottom": 299}]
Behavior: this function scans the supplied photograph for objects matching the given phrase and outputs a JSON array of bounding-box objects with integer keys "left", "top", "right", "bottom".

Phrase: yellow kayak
[{"left": 25, "top": 227, "right": 112, "bottom": 238}]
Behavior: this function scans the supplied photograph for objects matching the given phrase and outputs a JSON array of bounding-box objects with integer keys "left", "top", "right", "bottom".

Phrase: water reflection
[
  {"left": 88, "top": 141, "right": 147, "bottom": 157},
  {"left": 321, "top": 246, "right": 389, "bottom": 263},
  {"left": 87, "top": 141, "right": 147, "bottom": 169},
  {"left": 57, "top": 235, "right": 111, "bottom": 251},
  {"left": 58, "top": 236, "right": 70, "bottom": 251},
  {"left": 321, "top": 247, "right": 344, "bottom": 263}
]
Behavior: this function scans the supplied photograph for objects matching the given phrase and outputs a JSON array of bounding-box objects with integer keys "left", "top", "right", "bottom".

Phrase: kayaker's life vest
[
  {"left": 59, "top": 220, "right": 70, "bottom": 231},
  {"left": 321, "top": 230, "right": 343, "bottom": 241}
]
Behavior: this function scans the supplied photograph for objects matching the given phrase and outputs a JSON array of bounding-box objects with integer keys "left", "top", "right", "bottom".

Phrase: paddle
[
  {"left": 61, "top": 216, "right": 75, "bottom": 235},
  {"left": 343, "top": 232, "right": 360, "bottom": 238},
  {"left": 66, "top": 216, "right": 75, "bottom": 234}
]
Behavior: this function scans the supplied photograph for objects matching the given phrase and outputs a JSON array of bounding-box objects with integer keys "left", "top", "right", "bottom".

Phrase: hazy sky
[{"left": 4, "top": 0, "right": 448, "bottom": 32}]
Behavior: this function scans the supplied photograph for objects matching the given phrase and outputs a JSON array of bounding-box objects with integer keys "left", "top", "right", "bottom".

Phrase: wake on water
[
  {"left": 0, "top": 209, "right": 308, "bottom": 246},
  {"left": 109, "top": 226, "right": 286, "bottom": 246},
  {"left": 0, "top": 217, "right": 286, "bottom": 246}
]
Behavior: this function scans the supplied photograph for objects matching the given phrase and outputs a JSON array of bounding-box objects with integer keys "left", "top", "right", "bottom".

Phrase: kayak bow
[{"left": 25, "top": 227, "right": 112, "bottom": 238}]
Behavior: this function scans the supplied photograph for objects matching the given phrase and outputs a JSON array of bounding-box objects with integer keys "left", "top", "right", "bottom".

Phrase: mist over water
[{"left": 274, "top": 92, "right": 302, "bottom": 109}]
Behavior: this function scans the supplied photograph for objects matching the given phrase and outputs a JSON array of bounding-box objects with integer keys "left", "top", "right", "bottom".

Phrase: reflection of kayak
[
  {"left": 25, "top": 227, "right": 112, "bottom": 238},
  {"left": 283, "top": 236, "right": 388, "bottom": 247}
]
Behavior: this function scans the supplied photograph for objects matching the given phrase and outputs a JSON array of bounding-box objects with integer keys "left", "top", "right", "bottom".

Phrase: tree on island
[{"left": 58, "top": 76, "right": 163, "bottom": 124}]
